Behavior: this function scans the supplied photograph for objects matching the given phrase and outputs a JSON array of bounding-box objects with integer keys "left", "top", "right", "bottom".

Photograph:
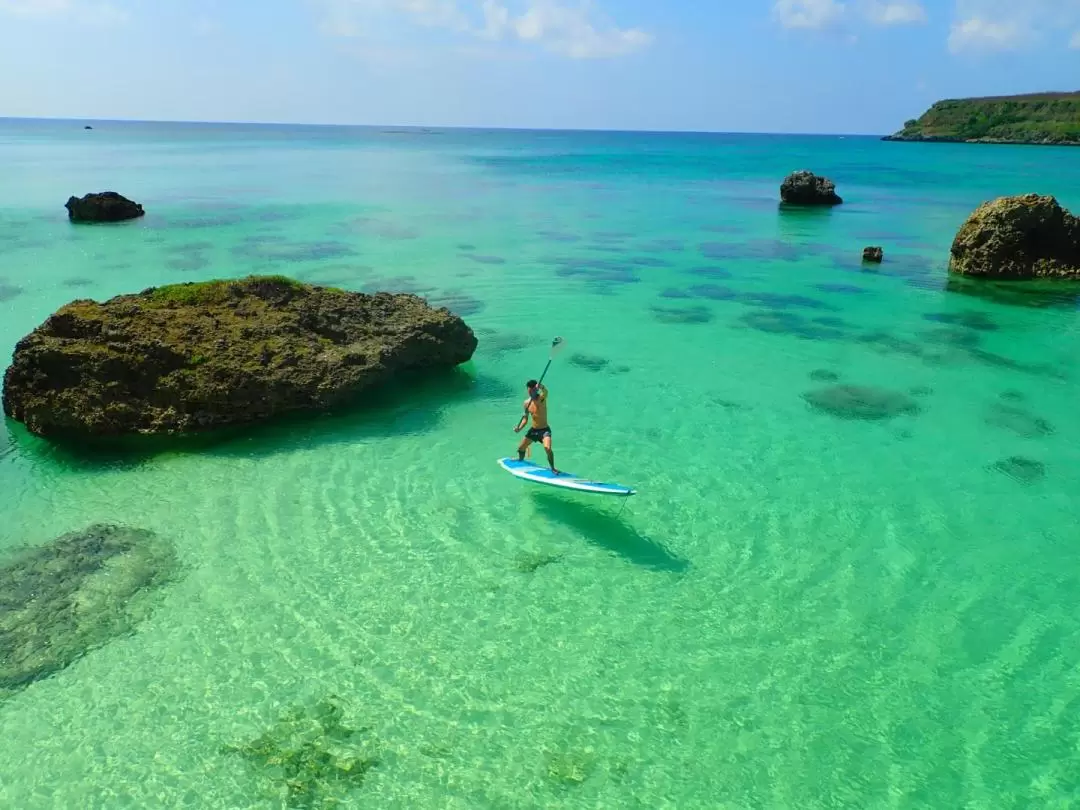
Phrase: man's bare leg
[{"left": 542, "top": 437, "right": 557, "bottom": 474}]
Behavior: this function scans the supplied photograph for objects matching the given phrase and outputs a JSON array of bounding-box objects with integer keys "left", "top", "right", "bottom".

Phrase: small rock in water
[
  {"left": 863, "top": 246, "right": 884, "bottom": 263},
  {"left": 809, "top": 369, "right": 840, "bottom": 382},
  {"left": 65, "top": 191, "right": 144, "bottom": 223},
  {"left": 999, "top": 389, "right": 1026, "bottom": 403},
  {"left": 909, "top": 385, "right": 934, "bottom": 398},
  {"left": 780, "top": 171, "right": 843, "bottom": 206},
  {"left": 803, "top": 385, "right": 921, "bottom": 421},
  {"left": 989, "top": 456, "right": 1046, "bottom": 484}
]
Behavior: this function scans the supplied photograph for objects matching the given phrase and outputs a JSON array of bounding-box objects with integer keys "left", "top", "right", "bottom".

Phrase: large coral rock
[
  {"left": 2, "top": 276, "right": 478, "bottom": 438},
  {"left": 949, "top": 194, "right": 1080, "bottom": 280},
  {"left": 65, "top": 191, "right": 145, "bottom": 223},
  {"left": 780, "top": 171, "right": 843, "bottom": 206}
]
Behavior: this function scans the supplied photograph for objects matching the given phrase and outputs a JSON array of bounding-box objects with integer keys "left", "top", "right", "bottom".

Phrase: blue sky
[{"left": 1, "top": 0, "right": 1078, "bottom": 133}]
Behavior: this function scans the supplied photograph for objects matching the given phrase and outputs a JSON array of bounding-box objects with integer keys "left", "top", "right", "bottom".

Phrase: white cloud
[
  {"left": 772, "top": 0, "right": 926, "bottom": 30},
  {"left": 315, "top": 0, "right": 651, "bottom": 59},
  {"left": 862, "top": 0, "right": 926, "bottom": 26},
  {"left": 948, "top": 16, "right": 1027, "bottom": 52},
  {"left": 772, "top": 0, "right": 844, "bottom": 30},
  {"left": 949, "top": 0, "right": 1080, "bottom": 53},
  {"left": 1071, "top": 30, "right": 1080, "bottom": 48},
  {"left": 0, "top": 0, "right": 127, "bottom": 24}
]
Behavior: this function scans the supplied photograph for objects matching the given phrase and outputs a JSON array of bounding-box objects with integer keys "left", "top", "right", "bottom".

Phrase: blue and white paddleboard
[{"left": 497, "top": 458, "right": 636, "bottom": 497}]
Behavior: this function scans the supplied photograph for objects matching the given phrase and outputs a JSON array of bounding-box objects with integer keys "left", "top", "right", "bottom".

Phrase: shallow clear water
[{"left": 2, "top": 119, "right": 1080, "bottom": 808}]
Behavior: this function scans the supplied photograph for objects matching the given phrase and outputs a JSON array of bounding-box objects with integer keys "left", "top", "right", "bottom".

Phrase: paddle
[{"left": 514, "top": 337, "right": 565, "bottom": 439}]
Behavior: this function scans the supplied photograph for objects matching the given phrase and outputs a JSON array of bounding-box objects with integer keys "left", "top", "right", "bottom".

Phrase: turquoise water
[{"left": 3, "top": 119, "right": 1080, "bottom": 808}]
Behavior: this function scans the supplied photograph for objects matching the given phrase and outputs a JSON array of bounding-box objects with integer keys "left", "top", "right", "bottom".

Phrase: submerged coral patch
[
  {"left": 460, "top": 253, "right": 507, "bottom": 265},
  {"left": 569, "top": 353, "right": 609, "bottom": 372},
  {"left": 0, "top": 281, "right": 24, "bottom": 302},
  {"left": 989, "top": 456, "right": 1046, "bottom": 484},
  {"left": 923, "top": 311, "right": 999, "bottom": 331},
  {"left": 803, "top": 385, "right": 921, "bottom": 421},
  {"left": 984, "top": 403, "right": 1054, "bottom": 438},
  {"left": 687, "top": 266, "right": 732, "bottom": 280},
  {"left": 688, "top": 284, "right": 740, "bottom": 301},
  {"left": 0, "top": 524, "right": 179, "bottom": 697},
  {"left": 224, "top": 695, "right": 379, "bottom": 808},
  {"left": 650, "top": 305, "right": 713, "bottom": 324}
]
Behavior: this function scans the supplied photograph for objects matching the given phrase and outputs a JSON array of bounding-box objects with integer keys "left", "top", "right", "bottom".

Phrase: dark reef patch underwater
[
  {"left": 223, "top": 694, "right": 380, "bottom": 808},
  {"left": 0, "top": 524, "right": 180, "bottom": 698}
]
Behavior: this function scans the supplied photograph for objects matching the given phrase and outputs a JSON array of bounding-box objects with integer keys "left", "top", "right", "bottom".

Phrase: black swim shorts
[{"left": 525, "top": 426, "right": 552, "bottom": 443}]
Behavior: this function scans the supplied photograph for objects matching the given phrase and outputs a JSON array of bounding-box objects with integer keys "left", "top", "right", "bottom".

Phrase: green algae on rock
[
  {"left": 1, "top": 275, "right": 478, "bottom": 438},
  {"left": 0, "top": 524, "right": 180, "bottom": 698},
  {"left": 223, "top": 695, "right": 379, "bottom": 809},
  {"left": 949, "top": 195, "right": 1080, "bottom": 280}
]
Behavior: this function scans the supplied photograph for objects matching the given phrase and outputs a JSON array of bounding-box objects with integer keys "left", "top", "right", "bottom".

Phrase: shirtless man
[{"left": 514, "top": 379, "right": 558, "bottom": 474}]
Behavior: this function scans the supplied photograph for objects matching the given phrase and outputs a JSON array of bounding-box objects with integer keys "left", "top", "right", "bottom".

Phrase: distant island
[{"left": 884, "top": 91, "right": 1080, "bottom": 146}]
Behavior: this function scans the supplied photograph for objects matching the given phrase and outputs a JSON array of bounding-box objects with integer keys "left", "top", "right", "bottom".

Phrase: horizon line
[{"left": 0, "top": 115, "right": 892, "bottom": 139}]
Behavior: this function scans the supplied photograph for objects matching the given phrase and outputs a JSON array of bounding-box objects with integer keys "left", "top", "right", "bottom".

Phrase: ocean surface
[{"left": 2, "top": 118, "right": 1080, "bottom": 809}]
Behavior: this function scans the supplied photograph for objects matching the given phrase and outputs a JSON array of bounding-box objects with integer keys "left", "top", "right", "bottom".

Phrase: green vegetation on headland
[{"left": 884, "top": 91, "right": 1080, "bottom": 145}]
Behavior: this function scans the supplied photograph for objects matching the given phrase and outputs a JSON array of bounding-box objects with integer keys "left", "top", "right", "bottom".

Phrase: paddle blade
[{"left": 550, "top": 336, "right": 566, "bottom": 357}]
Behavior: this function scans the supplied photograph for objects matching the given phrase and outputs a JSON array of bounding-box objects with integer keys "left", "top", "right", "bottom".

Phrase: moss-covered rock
[
  {"left": 65, "top": 191, "right": 145, "bottom": 223},
  {"left": 949, "top": 194, "right": 1080, "bottom": 280},
  {"left": 2, "top": 275, "right": 478, "bottom": 438},
  {"left": 0, "top": 524, "right": 179, "bottom": 697},
  {"left": 780, "top": 171, "right": 843, "bottom": 206}
]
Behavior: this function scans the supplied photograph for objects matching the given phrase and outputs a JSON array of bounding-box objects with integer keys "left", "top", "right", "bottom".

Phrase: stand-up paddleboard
[{"left": 498, "top": 458, "right": 636, "bottom": 497}]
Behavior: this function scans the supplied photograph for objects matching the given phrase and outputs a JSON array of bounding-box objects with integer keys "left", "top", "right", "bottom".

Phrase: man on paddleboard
[{"left": 514, "top": 379, "right": 559, "bottom": 474}]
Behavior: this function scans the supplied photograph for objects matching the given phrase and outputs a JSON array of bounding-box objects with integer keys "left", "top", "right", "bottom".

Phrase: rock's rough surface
[
  {"left": 1, "top": 524, "right": 179, "bottom": 697},
  {"left": 65, "top": 191, "right": 145, "bottom": 223},
  {"left": 863, "top": 246, "right": 884, "bottom": 263},
  {"left": 2, "top": 276, "right": 478, "bottom": 438},
  {"left": 780, "top": 171, "right": 843, "bottom": 206},
  {"left": 949, "top": 194, "right": 1080, "bottom": 279}
]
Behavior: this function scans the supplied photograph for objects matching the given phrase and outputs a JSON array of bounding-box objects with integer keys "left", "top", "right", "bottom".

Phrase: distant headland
[{"left": 884, "top": 91, "right": 1080, "bottom": 146}]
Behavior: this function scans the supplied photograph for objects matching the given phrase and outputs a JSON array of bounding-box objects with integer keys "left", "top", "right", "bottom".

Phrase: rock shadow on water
[
  {"left": 803, "top": 385, "right": 921, "bottom": 421},
  {"left": 650, "top": 304, "right": 713, "bottom": 324},
  {"left": 11, "top": 368, "right": 504, "bottom": 467},
  {"left": 531, "top": 493, "right": 688, "bottom": 573},
  {"left": 944, "top": 276, "right": 1080, "bottom": 310},
  {"left": 0, "top": 523, "right": 180, "bottom": 698},
  {"left": 988, "top": 456, "right": 1046, "bottom": 485}
]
